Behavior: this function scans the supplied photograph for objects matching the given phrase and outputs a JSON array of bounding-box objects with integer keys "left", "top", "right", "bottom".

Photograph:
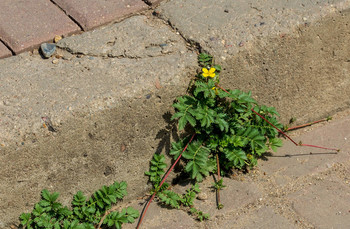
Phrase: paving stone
[
  {"left": 208, "top": 206, "right": 298, "bottom": 229},
  {"left": 287, "top": 175, "right": 350, "bottom": 228},
  {"left": 52, "top": 0, "right": 148, "bottom": 30},
  {"left": 259, "top": 115, "right": 350, "bottom": 184},
  {"left": 0, "top": 41, "right": 12, "bottom": 58},
  {"left": 172, "top": 177, "right": 263, "bottom": 218},
  {"left": 0, "top": 0, "right": 80, "bottom": 54}
]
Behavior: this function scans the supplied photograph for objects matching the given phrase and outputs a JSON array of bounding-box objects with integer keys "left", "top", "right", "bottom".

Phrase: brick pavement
[
  {"left": 0, "top": 0, "right": 156, "bottom": 58},
  {"left": 0, "top": 41, "right": 12, "bottom": 58}
]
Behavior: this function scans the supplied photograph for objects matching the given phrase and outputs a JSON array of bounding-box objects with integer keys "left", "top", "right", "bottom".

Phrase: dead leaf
[{"left": 155, "top": 78, "right": 162, "bottom": 89}]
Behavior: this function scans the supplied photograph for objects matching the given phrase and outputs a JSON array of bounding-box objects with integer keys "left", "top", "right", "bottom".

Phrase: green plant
[
  {"left": 137, "top": 53, "right": 339, "bottom": 229},
  {"left": 189, "top": 208, "right": 210, "bottom": 222},
  {"left": 170, "top": 54, "right": 283, "bottom": 181},
  {"left": 145, "top": 155, "right": 208, "bottom": 221},
  {"left": 20, "top": 181, "right": 139, "bottom": 229},
  {"left": 144, "top": 154, "right": 169, "bottom": 194},
  {"left": 141, "top": 53, "right": 283, "bottom": 226}
]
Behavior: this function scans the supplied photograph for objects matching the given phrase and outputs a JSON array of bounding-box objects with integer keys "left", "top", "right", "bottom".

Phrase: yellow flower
[{"left": 202, "top": 67, "right": 216, "bottom": 78}]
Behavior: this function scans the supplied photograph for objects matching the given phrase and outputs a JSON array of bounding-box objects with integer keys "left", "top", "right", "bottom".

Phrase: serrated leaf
[
  {"left": 41, "top": 189, "right": 51, "bottom": 201},
  {"left": 270, "top": 138, "right": 283, "bottom": 152},
  {"left": 178, "top": 116, "right": 187, "bottom": 130}
]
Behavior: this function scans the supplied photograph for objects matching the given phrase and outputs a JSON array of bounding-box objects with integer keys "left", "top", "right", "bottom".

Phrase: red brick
[
  {"left": 0, "top": 0, "right": 80, "bottom": 54},
  {"left": 0, "top": 41, "right": 12, "bottom": 59},
  {"left": 52, "top": 0, "right": 148, "bottom": 30}
]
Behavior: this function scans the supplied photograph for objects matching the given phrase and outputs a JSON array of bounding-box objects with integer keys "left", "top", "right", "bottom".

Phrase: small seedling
[{"left": 190, "top": 208, "right": 210, "bottom": 221}]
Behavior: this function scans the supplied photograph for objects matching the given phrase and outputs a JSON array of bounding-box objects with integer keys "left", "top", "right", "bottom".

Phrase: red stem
[
  {"left": 299, "top": 143, "right": 339, "bottom": 151},
  {"left": 250, "top": 108, "right": 299, "bottom": 146},
  {"left": 216, "top": 84, "right": 339, "bottom": 152},
  {"left": 216, "top": 153, "right": 221, "bottom": 208},
  {"left": 286, "top": 119, "right": 326, "bottom": 131},
  {"left": 136, "top": 133, "right": 196, "bottom": 229}
]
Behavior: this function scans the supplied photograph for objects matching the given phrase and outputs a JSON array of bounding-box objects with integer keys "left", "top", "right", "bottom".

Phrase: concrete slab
[
  {"left": 213, "top": 206, "right": 298, "bottom": 229},
  {"left": 157, "top": 0, "right": 350, "bottom": 60},
  {"left": 157, "top": 0, "right": 350, "bottom": 125},
  {"left": 287, "top": 175, "right": 350, "bottom": 228},
  {"left": 0, "top": 15, "right": 197, "bottom": 226},
  {"left": 0, "top": 41, "right": 12, "bottom": 58},
  {"left": 170, "top": 176, "right": 263, "bottom": 218},
  {"left": 52, "top": 0, "right": 148, "bottom": 30},
  {"left": 57, "top": 16, "right": 187, "bottom": 58},
  {"left": 259, "top": 115, "right": 350, "bottom": 185},
  {"left": 146, "top": 0, "right": 164, "bottom": 6},
  {"left": 0, "top": 0, "right": 80, "bottom": 54}
]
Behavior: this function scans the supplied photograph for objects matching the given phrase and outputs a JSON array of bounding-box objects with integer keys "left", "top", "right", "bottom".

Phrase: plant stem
[
  {"left": 97, "top": 206, "right": 118, "bottom": 229},
  {"left": 286, "top": 118, "right": 329, "bottom": 131},
  {"left": 216, "top": 84, "right": 339, "bottom": 152},
  {"left": 136, "top": 133, "right": 196, "bottom": 229},
  {"left": 215, "top": 153, "right": 221, "bottom": 209},
  {"left": 250, "top": 108, "right": 299, "bottom": 146}
]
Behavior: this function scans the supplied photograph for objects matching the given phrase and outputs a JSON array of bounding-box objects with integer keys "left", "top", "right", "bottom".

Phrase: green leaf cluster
[
  {"left": 212, "top": 178, "right": 226, "bottom": 191},
  {"left": 156, "top": 183, "right": 207, "bottom": 221},
  {"left": 104, "top": 207, "right": 139, "bottom": 229},
  {"left": 145, "top": 154, "right": 167, "bottom": 187},
  {"left": 20, "top": 181, "right": 138, "bottom": 229},
  {"left": 171, "top": 54, "right": 283, "bottom": 179},
  {"left": 190, "top": 208, "right": 210, "bottom": 222}
]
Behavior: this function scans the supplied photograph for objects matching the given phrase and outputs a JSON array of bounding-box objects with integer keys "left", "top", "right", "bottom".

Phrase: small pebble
[
  {"left": 40, "top": 43, "right": 56, "bottom": 58},
  {"left": 197, "top": 192, "right": 207, "bottom": 200},
  {"left": 52, "top": 59, "right": 59, "bottom": 64},
  {"left": 54, "top": 35, "right": 62, "bottom": 43}
]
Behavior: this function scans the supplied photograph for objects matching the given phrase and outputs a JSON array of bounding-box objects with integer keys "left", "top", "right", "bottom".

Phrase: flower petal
[
  {"left": 202, "top": 68, "right": 209, "bottom": 73},
  {"left": 209, "top": 73, "right": 216, "bottom": 78},
  {"left": 209, "top": 68, "right": 216, "bottom": 74}
]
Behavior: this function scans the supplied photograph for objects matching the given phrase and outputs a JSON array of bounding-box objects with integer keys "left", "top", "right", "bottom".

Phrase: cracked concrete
[
  {"left": 1, "top": 0, "right": 350, "bottom": 228},
  {"left": 57, "top": 16, "right": 187, "bottom": 58},
  {"left": 0, "top": 14, "right": 197, "bottom": 226},
  {"left": 0, "top": 15, "right": 195, "bottom": 145}
]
